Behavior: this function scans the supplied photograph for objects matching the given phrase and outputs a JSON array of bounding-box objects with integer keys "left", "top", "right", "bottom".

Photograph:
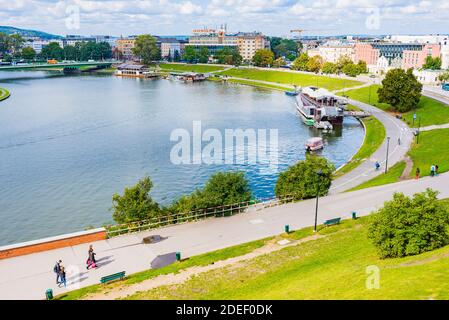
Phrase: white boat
[
  {"left": 305, "top": 137, "right": 324, "bottom": 151},
  {"left": 314, "top": 121, "right": 333, "bottom": 130}
]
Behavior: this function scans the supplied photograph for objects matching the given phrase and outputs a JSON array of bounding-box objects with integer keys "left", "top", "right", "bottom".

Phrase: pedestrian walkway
[
  {"left": 1, "top": 172, "right": 448, "bottom": 299},
  {"left": 330, "top": 98, "right": 414, "bottom": 193},
  {"left": 420, "top": 123, "right": 449, "bottom": 132}
]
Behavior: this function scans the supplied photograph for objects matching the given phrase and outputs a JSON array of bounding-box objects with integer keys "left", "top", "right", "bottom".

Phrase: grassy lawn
[
  {"left": 348, "top": 161, "right": 406, "bottom": 191},
  {"left": 208, "top": 77, "right": 292, "bottom": 91},
  {"left": 125, "top": 216, "right": 449, "bottom": 300},
  {"left": 408, "top": 128, "right": 449, "bottom": 178},
  {"left": 218, "top": 68, "right": 362, "bottom": 91},
  {"left": 0, "top": 87, "right": 10, "bottom": 101},
  {"left": 158, "top": 63, "right": 226, "bottom": 73},
  {"left": 343, "top": 85, "right": 449, "bottom": 127},
  {"left": 334, "top": 116, "right": 386, "bottom": 177}
]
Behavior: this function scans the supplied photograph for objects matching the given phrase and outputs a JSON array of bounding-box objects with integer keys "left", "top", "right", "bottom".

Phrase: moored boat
[{"left": 305, "top": 137, "right": 324, "bottom": 151}]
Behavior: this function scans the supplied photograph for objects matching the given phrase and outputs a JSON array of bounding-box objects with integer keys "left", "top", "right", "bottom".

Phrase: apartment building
[
  {"left": 188, "top": 28, "right": 269, "bottom": 61},
  {"left": 307, "top": 42, "right": 355, "bottom": 63},
  {"left": 116, "top": 36, "right": 136, "bottom": 60},
  {"left": 158, "top": 38, "right": 181, "bottom": 59}
]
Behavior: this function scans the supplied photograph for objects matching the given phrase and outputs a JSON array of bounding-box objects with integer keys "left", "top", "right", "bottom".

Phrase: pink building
[
  {"left": 402, "top": 44, "right": 440, "bottom": 69},
  {"left": 354, "top": 43, "right": 379, "bottom": 65}
]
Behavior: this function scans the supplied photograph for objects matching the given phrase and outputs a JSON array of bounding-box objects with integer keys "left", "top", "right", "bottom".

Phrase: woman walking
[
  {"left": 415, "top": 167, "right": 420, "bottom": 180},
  {"left": 59, "top": 263, "right": 67, "bottom": 288},
  {"left": 86, "top": 245, "right": 97, "bottom": 269}
]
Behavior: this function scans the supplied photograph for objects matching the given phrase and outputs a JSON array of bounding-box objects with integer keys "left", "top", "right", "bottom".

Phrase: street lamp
[
  {"left": 314, "top": 169, "right": 324, "bottom": 232},
  {"left": 385, "top": 136, "right": 390, "bottom": 174}
]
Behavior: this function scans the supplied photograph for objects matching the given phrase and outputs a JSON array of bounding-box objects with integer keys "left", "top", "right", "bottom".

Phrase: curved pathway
[{"left": 330, "top": 98, "right": 414, "bottom": 193}]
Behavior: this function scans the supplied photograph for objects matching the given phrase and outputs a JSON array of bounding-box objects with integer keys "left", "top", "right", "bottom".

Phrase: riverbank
[{"left": 0, "top": 87, "right": 10, "bottom": 101}]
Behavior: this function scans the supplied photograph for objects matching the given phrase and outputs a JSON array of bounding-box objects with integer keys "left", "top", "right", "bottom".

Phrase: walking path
[
  {"left": 330, "top": 98, "right": 414, "bottom": 193},
  {"left": 1, "top": 173, "right": 448, "bottom": 300},
  {"left": 420, "top": 123, "right": 449, "bottom": 132}
]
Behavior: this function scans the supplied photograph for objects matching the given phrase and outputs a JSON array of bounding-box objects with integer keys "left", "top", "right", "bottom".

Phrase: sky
[{"left": 1, "top": 0, "right": 448, "bottom": 37}]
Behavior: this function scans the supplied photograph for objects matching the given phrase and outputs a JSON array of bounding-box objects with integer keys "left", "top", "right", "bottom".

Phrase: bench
[
  {"left": 323, "top": 218, "right": 341, "bottom": 226},
  {"left": 100, "top": 271, "right": 126, "bottom": 284}
]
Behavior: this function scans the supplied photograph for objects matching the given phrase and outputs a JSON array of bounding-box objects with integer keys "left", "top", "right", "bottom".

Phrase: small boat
[
  {"left": 314, "top": 121, "right": 333, "bottom": 130},
  {"left": 305, "top": 137, "right": 324, "bottom": 152}
]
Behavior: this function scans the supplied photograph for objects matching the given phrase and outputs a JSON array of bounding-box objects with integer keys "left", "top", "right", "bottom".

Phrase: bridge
[{"left": 0, "top": 61, "right": 113, "bottom": 71}]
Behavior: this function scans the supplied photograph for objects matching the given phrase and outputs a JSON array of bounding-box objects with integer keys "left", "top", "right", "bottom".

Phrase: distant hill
[{"left": 0, "top": 26, "right": 62, "bottom": 39}]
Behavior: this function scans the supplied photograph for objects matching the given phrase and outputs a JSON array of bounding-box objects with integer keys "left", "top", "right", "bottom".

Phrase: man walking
[{"left": 53, "top": 260, "right": 62, "bottom": 285}]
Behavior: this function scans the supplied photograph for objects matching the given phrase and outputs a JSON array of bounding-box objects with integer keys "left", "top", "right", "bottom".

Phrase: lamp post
[
  {"left": 385, "top": 136, "right": 390, "bottom": 174},
  {"left": 314, "top": 170, "right": 323, "bottom": 232}
]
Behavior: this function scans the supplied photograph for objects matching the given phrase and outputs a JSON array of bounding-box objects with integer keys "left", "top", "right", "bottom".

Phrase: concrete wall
[{"left": 0, "top": 228, "right": 107, "bottom": 260}]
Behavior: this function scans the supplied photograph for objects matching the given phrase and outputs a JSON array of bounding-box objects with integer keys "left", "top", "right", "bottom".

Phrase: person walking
[
  {"left": 59, "top": 262, "right": 67, "bottom": 288},
  {"left": 53, "top": 260, "right": 62, "bottom": 285},
  {"left": 415, "top": 167, "right": 420, "bottom": 180},
  {"left": 375, "top": 161, "right": 380, "bottom": 171},
  {"left": 435, "top": 164, "right": 439, "bottom": 176},
  {"left": 430, "top": 164, "right": 435, "bottom": 177},
  {"left": 398, "top": 137, "right": 401, "bottom": 145},
  {"left": 86, "top": 245, "right": 97, "bottom": 270}
]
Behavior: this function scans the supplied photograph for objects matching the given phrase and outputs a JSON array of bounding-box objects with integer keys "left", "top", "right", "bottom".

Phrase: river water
[{"left": 0, "top": 71, "right": 364, "bottom": 245}]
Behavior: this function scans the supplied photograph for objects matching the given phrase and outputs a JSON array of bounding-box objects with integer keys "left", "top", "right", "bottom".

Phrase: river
[{"left": 0, "top": 71, "right": 364, "bottom": 245}]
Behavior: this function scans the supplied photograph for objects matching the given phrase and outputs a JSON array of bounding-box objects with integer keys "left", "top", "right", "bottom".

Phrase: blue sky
[{"left": 1, "top": 0, "right": 448, "bottom": 37}]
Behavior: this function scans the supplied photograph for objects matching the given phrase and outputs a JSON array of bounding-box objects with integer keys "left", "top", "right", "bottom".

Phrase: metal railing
[{"left": 106, "top": 194, "right": 296, "bottom": 238}]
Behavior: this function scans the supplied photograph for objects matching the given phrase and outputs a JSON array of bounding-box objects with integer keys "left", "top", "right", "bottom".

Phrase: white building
[
  {"left": 441, "top": 41, "right": 449, "bottom": 70},
  {"left": 413, "top": 69, "right": 445, "bottom": 85},
  {"left": 23, "top": 39, "right": 63, "bottom": 53},
  {"left": 159, "top": 38, "right": 181, "bottom": 59},
  {"left": 386, "top": 34, "right": 449, "bottom": 44},
  {"left": 307, "top": 42, "right": 355, "bottom": 63}
]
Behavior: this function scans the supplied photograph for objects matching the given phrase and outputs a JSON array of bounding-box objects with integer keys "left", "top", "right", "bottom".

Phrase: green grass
[
  {"left": 218, "top": 68, "right": 362, "bottom": 91},
  {"left": 0, "top": 87, "right": 10, "bottom": 101},
  {"left": 126, "top": 217, "right": 449, "bottom": 300},
  {"left": 408, "top": 128, "right": 449, "bottom": 178},
  {"left": 343, "top": 85, "right": 449, "bottom": 127},
  {"left": 334, "top": 116, "right": 386, "bottom": 177},
  {"left": 348, "top": 161, "right": 406, "bottom": 191},
  {"left": 208, "top": 77, "right": 291, "bottom": 91},
  {"left": 159, "top": 63, "right": 225, "bottom": 73}
]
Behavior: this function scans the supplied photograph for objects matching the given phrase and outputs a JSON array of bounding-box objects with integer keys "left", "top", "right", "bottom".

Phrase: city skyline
[{"left": 1, "top": 0, "right": 449, "bottom": 37}]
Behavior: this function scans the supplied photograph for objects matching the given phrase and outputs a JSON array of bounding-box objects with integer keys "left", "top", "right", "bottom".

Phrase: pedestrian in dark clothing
[
  {"left": 86, "top": 245, "right": 97, "bottom": 269},
  {"left": 375, "top": 161, "right": 380, "bottom": 171},
  {"left": 53, "top": 260, "right": 62, "bottom": 285},
  {"left": 415, "top": 168, "right": 420, "bottom": 179},
  {"left": 435, "top": 165, "right": 439, "bottom": 176},
  {"left": 430, "top": 164, "right": 435, "bottom": 177},
  {"left": 59, "top": 263, "right": 67, "bottom": 288}
]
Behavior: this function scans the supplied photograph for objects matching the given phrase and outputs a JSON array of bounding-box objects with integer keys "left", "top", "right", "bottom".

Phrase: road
[{"left": 0, "top": 172, "right": 448, "bottom": 300}]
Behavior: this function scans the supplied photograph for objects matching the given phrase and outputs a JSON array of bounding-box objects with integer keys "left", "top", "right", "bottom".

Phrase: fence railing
[{"left": 105, "top": 194, "right": 296, "bottom": 238}]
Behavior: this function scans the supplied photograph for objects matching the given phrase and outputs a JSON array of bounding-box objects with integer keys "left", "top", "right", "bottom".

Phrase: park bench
[
  {"left": 323, "top": 218, "right": 341, "bottom": 227},
  {"left": 100, "top": 271, "right": 126, "bottom": 284}
]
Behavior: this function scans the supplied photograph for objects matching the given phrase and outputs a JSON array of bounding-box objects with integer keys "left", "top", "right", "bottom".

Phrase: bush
[
  {"left": 112, "top": 176, "right": 161, "bottom": 224},
  {"left": 275, "top": 155, "right": 335, "bottom": 200},
  {"left": 368, "top": 189, "right": 449, "bottom": 259},
  {"left": 170, "top": 171, "right": 252, "bottom": 213}
]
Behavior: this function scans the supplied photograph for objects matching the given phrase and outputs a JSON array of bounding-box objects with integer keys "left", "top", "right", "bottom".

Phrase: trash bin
[
  {"left": 45, "top": 289, "right": 53, "bottom": 300},
  {"left": 176, "top": 251, "right": 181, "bottom": 261},
  {"left": 352, "top": 211, "right": 357, "bottom": 220},
  {"left": 284, "top": 225, "right": 290, "bottom": 233}
]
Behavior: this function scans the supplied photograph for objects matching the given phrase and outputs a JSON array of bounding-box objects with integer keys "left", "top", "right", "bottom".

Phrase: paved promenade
[
  {"left": 330, "top": 98, "right": 414, "bottom": 193},
  {"left": 1, "top": 173, "right": 448, "bottom": 300}
]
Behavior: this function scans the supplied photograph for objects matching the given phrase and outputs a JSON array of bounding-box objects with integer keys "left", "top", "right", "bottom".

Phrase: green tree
[
  {"left": 368, "top": 189, "right": 449, "bottom": 259},
  {"left": 182, "top": 46, "right": 197, "bottom": 63},
  {"left": 198, "top": 46, "right": 209, "bottom": 64},
  {"left": 170, "top": 172, "right": 252, "bottom": 213},
  {"left": 8, "top": 34, "right": 24, "bottom": 57},
  {"left": 342, "top": 62, "right": 360, "bottom": 77},
  {"left": 63, "top": 45, "right": 79, "bottom": 61},
  {"left": 272, "top": 57, "right": 286, "bottom": 68},
  {"left": 214, "top": 47, "right": 242, "bottom": 66},
  {"left": 173, "top": 50, "right": 181, "bottom": 62},
  {"left": 357, "top": 60, "right": 367, "bottom": 73},
  {"left": 322, "top": 62, "right": 337, "bottom": 74},
  {"left": 39, "top": 42, "right": 63, "bottom": 60},
  {"left": 252, "top": 49, "right": 274, "bottom": 67},
  {"left": 111, "top": 176, "right": 161, "bottom": 223},
  {"left": 423, "top": 56, "right": 442, "bottom": 70},
  {"left": 275, "top": 155, "right": 335, "bottom": 200},
  {"left": 291, "top": 53, "right": 309, "bottom": 71},
  {"left": 306, "top": 55, "right": 324, "bottom": 73},
  {"left": 132, "top": 34, "right": 160, "bottom": 65},
  {"left": 21, "top": 46, "right": 36, "bottom": 60},
  {"left": 378, "top": 68, "right": 423, "bottom": 112},
  {"left": 335, "top": 55, "right": 353, "bottom": 73},
  {"left": 0, "top": 32, "right": 11, "bottom": 55},
  {"left": 438, "top": 71, "right": 449, "bottom": 82}
]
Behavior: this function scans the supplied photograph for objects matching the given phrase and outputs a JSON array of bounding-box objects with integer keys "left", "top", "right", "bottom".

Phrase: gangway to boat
[{"left": 343, "top": 110, "right": 371, "bottom": 118}]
